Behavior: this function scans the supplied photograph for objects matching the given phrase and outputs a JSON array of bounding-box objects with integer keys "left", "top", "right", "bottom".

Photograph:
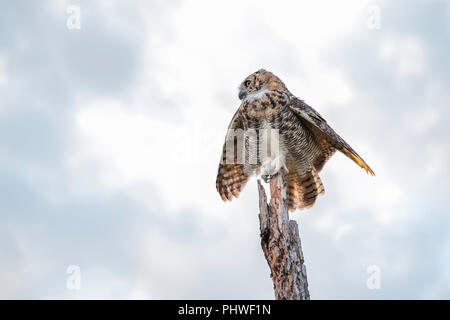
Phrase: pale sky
[{"left": 0, "top": 0, "right": 449, "bottom": 299}]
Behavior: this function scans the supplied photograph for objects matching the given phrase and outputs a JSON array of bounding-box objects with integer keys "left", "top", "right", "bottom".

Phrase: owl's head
[{"left": 238, "top": 69, "right": 288, "bottom": 100}]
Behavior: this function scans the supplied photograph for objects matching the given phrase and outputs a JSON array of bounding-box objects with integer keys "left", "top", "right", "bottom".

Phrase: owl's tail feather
[{"left": 286, "top": 169, "right": 324, "bottom": 211}]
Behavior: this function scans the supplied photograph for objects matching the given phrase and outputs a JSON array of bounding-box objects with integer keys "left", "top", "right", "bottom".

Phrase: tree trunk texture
[{"left": 257, "top": 169, "right": 310, "bottom": 300}]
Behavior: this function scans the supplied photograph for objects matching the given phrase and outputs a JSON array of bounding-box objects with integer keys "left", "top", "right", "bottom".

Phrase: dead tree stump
[{"left": 257, "top": 169, "right": 310, "bottom": 300}]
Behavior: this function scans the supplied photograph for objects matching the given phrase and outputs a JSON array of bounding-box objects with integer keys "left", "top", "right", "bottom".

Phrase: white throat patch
[{"left": 244, "top": 89, "right": 269, "bottom": 102}]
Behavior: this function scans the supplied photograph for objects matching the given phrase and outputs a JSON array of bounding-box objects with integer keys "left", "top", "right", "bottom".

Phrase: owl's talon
[{"left": 261, "top": 173, "right": 278, "bottom": 183}]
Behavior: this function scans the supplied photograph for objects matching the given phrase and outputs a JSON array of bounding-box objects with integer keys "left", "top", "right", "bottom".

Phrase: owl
[{"left": 216, "top": 69, "right": 374, "bottom": 211}]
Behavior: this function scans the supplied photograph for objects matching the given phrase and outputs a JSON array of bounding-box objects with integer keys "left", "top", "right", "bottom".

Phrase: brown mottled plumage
[{"left": 216, "top": 69, "right": 374, "bottom": 211}]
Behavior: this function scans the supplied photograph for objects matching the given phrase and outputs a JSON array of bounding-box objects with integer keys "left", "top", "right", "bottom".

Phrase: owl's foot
[{"left": 261, "top": 173, "right": 278, "bottom": 183}]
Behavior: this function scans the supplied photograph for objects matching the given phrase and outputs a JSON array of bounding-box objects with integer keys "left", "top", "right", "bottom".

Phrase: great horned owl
[{"left": 216, "top": 69, "right": 374, "bottom": 211}]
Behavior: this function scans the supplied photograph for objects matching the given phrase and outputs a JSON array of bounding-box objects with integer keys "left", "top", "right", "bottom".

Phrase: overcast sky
[{"left": 0, "top": 0, "right": 449, "bottom": 299}]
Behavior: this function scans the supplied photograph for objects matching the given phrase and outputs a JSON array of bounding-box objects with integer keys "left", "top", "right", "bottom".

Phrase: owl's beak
[{"left": 238, "top": 89, "right": 246, "bottom": 100}]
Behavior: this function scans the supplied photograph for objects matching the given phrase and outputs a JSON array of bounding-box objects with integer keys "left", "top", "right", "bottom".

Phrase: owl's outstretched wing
[
  {"left": 289, "top": 98, "right": 375, "bottom": 176},
  {"left": 216, "top": 110, "right": 252, "bottom": 201}
]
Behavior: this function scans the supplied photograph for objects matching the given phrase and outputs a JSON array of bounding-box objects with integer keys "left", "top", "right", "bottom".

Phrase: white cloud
[
  {"left": 379, "top": 36, "right": 426, "bottom": 75},
  {"left": 0, "top": 56, "right": 7, "bottom": 87},
  {"left": 46, "top": 0, "right": 72, "bottom": 13},
  {"left": 406, "top": 106, "right": 440, "bottom": 136}
]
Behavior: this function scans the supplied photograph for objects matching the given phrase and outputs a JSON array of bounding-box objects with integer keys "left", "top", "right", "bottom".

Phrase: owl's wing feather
[
  {"left": 216, "top": 110, "right": 252, "bottom": 201},
  {"left": 289, "top": 98, "right": 375, "bottom": 176}
]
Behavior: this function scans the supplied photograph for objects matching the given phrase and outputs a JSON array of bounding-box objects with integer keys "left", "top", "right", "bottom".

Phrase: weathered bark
[{"left": 257, "top": 169, "right": 310, "bottom": 300}]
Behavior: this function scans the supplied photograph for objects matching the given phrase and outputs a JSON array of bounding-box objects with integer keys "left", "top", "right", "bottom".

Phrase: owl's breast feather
[{"left": 258, "top": 119, "right": 288, "bottom": 177}]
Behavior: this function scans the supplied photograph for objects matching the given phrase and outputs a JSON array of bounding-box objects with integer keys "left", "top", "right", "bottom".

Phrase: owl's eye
[{"left": 244, "top": 80, "right": 251, "bottom": 87}]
